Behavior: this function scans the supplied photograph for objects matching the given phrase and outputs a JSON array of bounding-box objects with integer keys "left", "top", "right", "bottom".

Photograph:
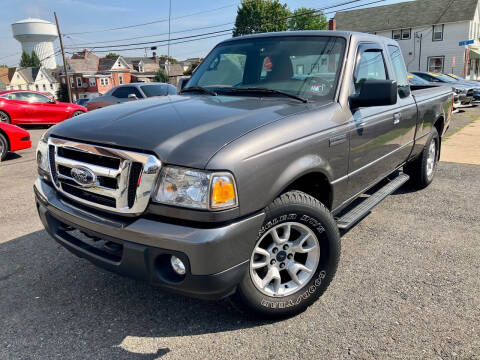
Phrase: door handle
[{"left": 393, "top": 113, "right": 401, "bottom": 125}]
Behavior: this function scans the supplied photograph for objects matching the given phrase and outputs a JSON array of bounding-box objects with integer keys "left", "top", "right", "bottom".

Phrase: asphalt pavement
[{"left": 0, "top": 115, "right": 479, "bottom": 359}]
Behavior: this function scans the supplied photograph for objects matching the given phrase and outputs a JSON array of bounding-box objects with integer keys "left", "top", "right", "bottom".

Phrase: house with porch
[
  {"left": 6, "top": 67, "right": 59, "bottom": 97},
  {"left": 335, "top": 0, "right": 480, "bottom": 79}
]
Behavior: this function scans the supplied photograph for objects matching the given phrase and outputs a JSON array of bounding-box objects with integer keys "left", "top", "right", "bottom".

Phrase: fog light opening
[{"left": 170, "top": 255, "right": 186, "bottom": 275}]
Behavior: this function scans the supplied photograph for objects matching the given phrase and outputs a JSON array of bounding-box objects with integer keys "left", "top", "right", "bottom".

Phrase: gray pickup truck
[{"left": 34, "top": 31, "right": 453, "bottom": 318}]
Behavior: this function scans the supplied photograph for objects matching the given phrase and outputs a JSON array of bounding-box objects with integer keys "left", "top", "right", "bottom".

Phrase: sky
[{"left": 0, "top": 0, "right": 409, "bottom": 67}]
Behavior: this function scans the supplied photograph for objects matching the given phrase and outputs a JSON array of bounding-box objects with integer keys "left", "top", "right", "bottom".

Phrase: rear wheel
[
  {"left": 230, "top": 191, "right": 341, "bottom": 318},
  {"left": 0, "top": 133, "right": 9, "bottom": 161},
  {"left": 404, "top": 127, "right": 439, "bottom": 189},
  {"left": 71, "top": 111, "right": 84, "bottom": 117},
  {"left": 0, "top": 111, "right": 10, "bottom": 124}
]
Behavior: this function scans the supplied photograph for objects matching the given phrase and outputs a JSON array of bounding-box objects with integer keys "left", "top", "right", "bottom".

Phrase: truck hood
[{"left": 48, "top": 95, "right": 308, "bottom": 168}]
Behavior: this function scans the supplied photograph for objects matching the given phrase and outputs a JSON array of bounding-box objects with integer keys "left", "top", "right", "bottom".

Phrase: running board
[{"left": 336, "top": 173, "right": 410, "bottom": 230}]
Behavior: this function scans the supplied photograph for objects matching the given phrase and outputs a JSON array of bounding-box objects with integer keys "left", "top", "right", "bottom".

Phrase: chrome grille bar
[{"left": 48, "top": 137, "right": 161, "bottom": 215}]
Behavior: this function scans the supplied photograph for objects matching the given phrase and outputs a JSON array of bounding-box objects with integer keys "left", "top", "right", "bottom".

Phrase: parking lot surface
[{"left": 0, "top": 112, "right": 479, "bottom": 359}]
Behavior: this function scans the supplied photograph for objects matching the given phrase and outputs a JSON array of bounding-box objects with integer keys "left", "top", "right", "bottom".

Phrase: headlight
[
  {"left": 36, "top": 137, "right": 50, "bottom": 174},
  {"left": 153, "top": 166, "right": 237, "bottom": 210},
  {"left": 453, "top": 87, "right": 467, "bottom": 94}
]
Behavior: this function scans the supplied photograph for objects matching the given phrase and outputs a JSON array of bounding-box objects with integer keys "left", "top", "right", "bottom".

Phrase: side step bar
[{"left": 336, "top": 173, "right": 410, "bottom": 230}]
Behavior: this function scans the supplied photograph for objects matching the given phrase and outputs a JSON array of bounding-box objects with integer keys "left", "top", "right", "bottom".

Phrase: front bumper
[{"left": 34, "top": 178, "right": 265, "bottom": 299}]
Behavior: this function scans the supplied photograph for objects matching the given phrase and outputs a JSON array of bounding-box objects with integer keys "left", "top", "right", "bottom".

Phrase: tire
[
  {"left": 71, "top": 111, "right": 84, "bottom": 117},
  {"left": 230, "top": 190, "right": 341, "bottom": 319},
  {"left": 0, "top": 110, "right": 11, "bottom": 124},
  {"left": 404, "top": 127, "right": 439, "bottom": 189},
  {"left": 0, "top": 133, "right": 9, "bottom": 161}
]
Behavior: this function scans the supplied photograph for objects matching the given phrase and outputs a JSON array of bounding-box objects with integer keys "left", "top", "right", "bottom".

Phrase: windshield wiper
[
  {"left": 223, "top": 87, "right": 308, "bottom": 103},
  {"left": 180, "top": 86, "right": 217, "bottom": 96}
]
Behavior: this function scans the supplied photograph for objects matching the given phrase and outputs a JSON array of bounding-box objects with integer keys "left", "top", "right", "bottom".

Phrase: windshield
[
  {"left": 141, "top": 85, "right": 176, "bottom": 97},
  {"left": 431, "top": 73, "right": 458, "bottom": 83},
  {"left": 187, "top": 36, "right": 346, "bottom": 101},
  {"left": 408, "top": 73, "right": 430, "bottom": 85}
]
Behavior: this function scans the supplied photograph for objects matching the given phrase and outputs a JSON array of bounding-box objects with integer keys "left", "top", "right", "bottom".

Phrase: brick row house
[
  {"left": 60, "top": 50, "right": 132, "bottom": 101},
  {"left": 59, "top": 50, "right": 188, "bottom": 101}
]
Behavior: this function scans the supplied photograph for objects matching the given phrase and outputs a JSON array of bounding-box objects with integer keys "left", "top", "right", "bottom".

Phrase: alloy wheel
[{"left": 250, "top": 222, "right": 320, "bottom": 297}]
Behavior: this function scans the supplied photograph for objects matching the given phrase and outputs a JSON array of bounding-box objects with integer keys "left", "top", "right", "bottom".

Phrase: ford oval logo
[{"left": 71, "top": 166, "right": 96, "bottom": 187}]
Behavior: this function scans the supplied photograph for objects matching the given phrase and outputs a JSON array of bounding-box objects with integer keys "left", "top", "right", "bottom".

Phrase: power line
[
  {"left": 62, "top": 0, "right": 387, "bottom": 56},
  {"left": 63, "top": 22, "right": 233, "bottom": 47},
  {"left": 63, "top": 3, "right": 238, "bottom": 35},
  {"left": 65, "top": 29, "right": 233, "bottom": 50},
  {"left": 64, "top": 0, "right": 384, "bottom": 52}
]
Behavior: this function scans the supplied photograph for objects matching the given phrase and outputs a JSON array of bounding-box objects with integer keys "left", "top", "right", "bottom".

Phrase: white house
[
  {"left": 335, "top": 0, "right": 480, "bottom": 79},
  {"left": 7, "top": 67, "right": 59, "bottom": 97}
]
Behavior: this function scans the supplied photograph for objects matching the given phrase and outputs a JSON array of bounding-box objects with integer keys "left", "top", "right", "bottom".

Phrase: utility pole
[
  {"left": 167, "top": 0, "right": 171, "bottom": 78},
  {"left": 54, "top": 12, "right": 72, "bottom": 103}
]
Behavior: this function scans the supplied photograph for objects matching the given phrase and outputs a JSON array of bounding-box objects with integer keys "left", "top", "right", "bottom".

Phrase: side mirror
[
  {"left": 178, "top": 77, "right": 190, "bottom": 91},
  {"left": 349, "top": 80, "right": 398, "bottom": 109},
  {"left": 49, "top": 99, "right": 56, "bottom": 104},
  {"left": 128, "top": 94, "right": 138, "bottom": 100}
]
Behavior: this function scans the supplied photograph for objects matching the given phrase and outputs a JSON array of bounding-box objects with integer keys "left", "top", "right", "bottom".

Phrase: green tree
[
  {"left": 56, "top": 83, "right": 69, "bottom": 102},
  {"left": 158, "top": 55, "right": 178, "bottom": 64},
  {"left": 233, "top": 0, "right": 290, "bottom": 37},
  {"left": 30, "top": 51, "right": 41, "bottom": 67},
  {"left": 20, "top": 51, "right": 31, "bottom": 67},
  {"left": 106, "top": 53, "right": 120, "bottom": 58},
  {"left": 154, "top": 69, "right": 169, "bottom": 83},
  {"left": 183, "top": 61, "right": 200, "bottom": 76},
  {"left": 287, "top": 7, "right": 328, "bottom": 31}
]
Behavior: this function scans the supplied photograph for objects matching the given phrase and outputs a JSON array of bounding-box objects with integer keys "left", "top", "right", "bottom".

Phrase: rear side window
[
  {"left": 388, "top": 45, "right": 410, "bottom": 97},
  {"left": 112, "top": 86, "right": 142, "bottom": 99},
  {"left": 354, "top": 49, "right": 388, "bottom": 93}
]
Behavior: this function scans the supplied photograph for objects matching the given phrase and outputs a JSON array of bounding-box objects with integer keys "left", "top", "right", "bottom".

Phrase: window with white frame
[
  {"left": 119, "top": 74, "right": 124, "bottom": 84},
  {"left": 427, "top": 56, "right": 444, "bottom": 73},
  {"left": 392, "top": 30, "right": 401, "bottom": 40},
  {"left": 43, "top": 84, "right": 46, "bottom": 91},
  {"left": 401, "top": 29, "right": 411, "bottom": 40},
  {"left": 70, "top": 77, "right": 74, "bottom": 88},
  {"left": 433, "top": 25, "right": 444, "bottom": 41},
  {"left": 76, "top": 77, "right": 82, "bottom": 88},
  {"left": 89, "top": 77, "right": 96, "bottom": 87}
]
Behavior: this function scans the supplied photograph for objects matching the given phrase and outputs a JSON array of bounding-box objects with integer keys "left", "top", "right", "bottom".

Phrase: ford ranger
[{"left": 34, "top": 31, "right": 453, "bottom": 318}]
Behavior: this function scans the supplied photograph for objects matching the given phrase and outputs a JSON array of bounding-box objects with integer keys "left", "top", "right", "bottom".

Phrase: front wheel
[
  {"left": 0, "top": 111, "right": 11, "bottom": 124},
  {"left": 71, "top": 111, "right": 84, "bottom": 117},
  {"left": 0, "top": 133, "right": 9, "bottom": 161},
  {"left": 231, "top": 191, "right": 341, "bottom": 318}
]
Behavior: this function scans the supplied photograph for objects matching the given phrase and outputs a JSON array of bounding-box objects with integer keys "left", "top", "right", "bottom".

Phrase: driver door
[{"left": 347, "top": 43, "right": 401, "bottom": 197}]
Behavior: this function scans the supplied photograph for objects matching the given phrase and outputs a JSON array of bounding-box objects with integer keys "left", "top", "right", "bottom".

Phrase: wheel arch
[
  {"left": 268, "top": 155, "right": 334, "bottom": 210},
  {"left": 433, "top": 115, "right": 444, "bottom": 158}
]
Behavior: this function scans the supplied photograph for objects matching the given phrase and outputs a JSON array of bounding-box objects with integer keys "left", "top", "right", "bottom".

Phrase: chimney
[{"left": 329, "top": 18, "right": 336, "bottom": 31}]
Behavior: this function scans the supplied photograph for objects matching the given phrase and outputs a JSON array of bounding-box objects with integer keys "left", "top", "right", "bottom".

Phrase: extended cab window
[
  {"left": 388, "top": 45, "right": 410, "bottom": 98},
  {"left": 112, "top": 87, "right": 143, "bottom": 99},
  {"left": 188, "top": 36, "right": 346, "bottom": 101},
  {"left": 354, "top": 47, "right": 388, "bottom": 93}
]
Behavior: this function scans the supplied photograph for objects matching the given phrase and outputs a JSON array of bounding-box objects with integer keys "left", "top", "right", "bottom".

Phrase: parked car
[
  {"left": 0, "top": 90, "right": 87, "bottom": 125},
  {"left": 0, "top": 122, "right": 31, "bottom": 161},
  {"left": 35, "top": 31, "right": 453, "bottom": 318},
  {"left": 408, "top": 73, "right": 465, "bottom": 109},
  {"left": 86, "top": 82, "right": 177, "bottom": 111},
  {"left": 443, "top": 73, "right": 480, "bottom": 100},
  {"left": 75, "top": 98, "right": 90, "bottom": 107},
  {"left": 411, "top": 71, "right": 475, "bottom": 105}
]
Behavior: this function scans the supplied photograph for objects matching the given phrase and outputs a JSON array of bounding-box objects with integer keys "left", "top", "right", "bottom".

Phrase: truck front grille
[{"left": 48, "top": 137, "right": 162, "bottom": 215}]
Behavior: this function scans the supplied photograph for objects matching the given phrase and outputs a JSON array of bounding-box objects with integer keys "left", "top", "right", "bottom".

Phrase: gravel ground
[{"left": 0, "top": 118, "right": 479, "bottom": 359}]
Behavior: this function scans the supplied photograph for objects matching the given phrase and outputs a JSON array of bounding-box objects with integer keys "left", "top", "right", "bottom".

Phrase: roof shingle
[{"left": 335, "top": 0, "right": 478, "bottom": 33}]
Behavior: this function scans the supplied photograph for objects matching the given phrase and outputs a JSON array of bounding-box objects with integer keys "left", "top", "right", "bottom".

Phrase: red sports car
[
  {"left": 0, "top": 90, "right": 87, "bottom": 125},
  {"left": 0, "top": 122, "right": 32, "bottom": 161}
]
